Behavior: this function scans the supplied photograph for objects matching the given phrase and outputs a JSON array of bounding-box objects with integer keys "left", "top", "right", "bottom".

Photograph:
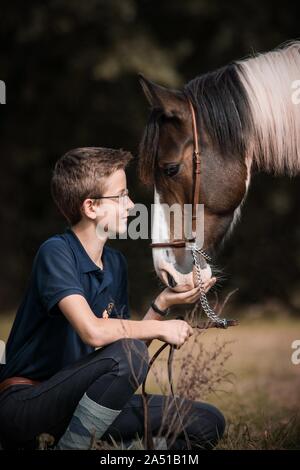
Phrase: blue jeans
[{"left": 0, "top": 338, "right": 225, "bottom": 449}]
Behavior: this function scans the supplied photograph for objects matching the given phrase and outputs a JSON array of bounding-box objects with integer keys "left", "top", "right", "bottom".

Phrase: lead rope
[
  {"left": 191, "top": 246, "right": 228, "bottom": 328},
  {"left": 142, "top": 338, "right": 191, "bottom": 451}
]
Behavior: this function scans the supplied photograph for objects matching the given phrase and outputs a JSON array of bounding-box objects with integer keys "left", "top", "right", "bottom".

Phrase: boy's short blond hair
[{"left": 51, "top": 147, "right": 133, "bottom": 225}]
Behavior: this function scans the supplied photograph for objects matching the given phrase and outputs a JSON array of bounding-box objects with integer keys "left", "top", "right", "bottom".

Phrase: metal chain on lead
[{"left": 191, "top": 245, "right": 228, "bottom": 328}]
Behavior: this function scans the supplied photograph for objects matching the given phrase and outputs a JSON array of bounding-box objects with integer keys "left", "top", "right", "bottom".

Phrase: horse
[{"left": 138, "top": 41, "right": 300, "bottom": 292}]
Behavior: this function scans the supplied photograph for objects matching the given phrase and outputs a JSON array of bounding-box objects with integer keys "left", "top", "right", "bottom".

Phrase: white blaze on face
[
  {"left": 151, "top": 188, "right": 174, "bottom": 274},
  {"left": 151, "top": 188, "right": 170, "bottom": 245},
  {"left": 151, "top": 187, "right": 212, "bottom": 288}
]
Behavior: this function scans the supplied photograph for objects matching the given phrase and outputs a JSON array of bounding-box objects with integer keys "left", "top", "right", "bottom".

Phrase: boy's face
[{"left": 93, "top": 169, "right": 134, "bottom": 237}]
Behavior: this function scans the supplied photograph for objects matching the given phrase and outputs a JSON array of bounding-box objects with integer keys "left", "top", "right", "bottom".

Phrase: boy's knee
[
  {"left": 185, "top": 401, "right": 226, "bottom": 449},
  {"left": 207, "top": 404, "right": 226, "bottom": 441},
  {"left": 115, "top": 338, "right": 149, "bottom": 386},
  {"left": 197, "top": 402, "right": 226, "bottom": 447}
]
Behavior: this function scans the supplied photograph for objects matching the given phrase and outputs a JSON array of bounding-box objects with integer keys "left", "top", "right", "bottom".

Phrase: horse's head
[{"left": 138, "top": 72, "right": 251, "bottom": 290}]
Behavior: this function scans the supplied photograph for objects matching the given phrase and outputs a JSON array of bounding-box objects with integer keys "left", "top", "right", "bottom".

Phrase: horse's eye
[{"left": 163, "top": 164, "right": 180, "bottom": 178}]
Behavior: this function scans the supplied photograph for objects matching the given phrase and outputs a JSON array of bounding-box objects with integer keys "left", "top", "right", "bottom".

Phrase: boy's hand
[
  {"left": 156, "top": 277, "right": 217, "bottom": 310},
  {"left": 158, "top": 319, "right": 194, "bottom": 348}
]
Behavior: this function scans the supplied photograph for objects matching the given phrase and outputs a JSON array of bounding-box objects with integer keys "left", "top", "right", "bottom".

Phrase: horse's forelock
[{"left": 138, "top": 108, "right": 162, "bottom": 185}]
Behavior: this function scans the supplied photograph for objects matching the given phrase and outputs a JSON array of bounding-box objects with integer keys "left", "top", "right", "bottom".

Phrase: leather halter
[{"left": 150, "top": 97, "right": 201, "bottom": 249}]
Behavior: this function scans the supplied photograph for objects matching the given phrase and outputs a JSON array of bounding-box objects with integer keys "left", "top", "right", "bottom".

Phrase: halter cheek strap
[{"left": 188, "top": 99, "right": 202, "bottom": 234}]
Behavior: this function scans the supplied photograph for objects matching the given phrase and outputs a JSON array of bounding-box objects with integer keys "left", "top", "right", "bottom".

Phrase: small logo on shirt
[{"left": 102, "top": 302, "right": 114, "bottom": 319}]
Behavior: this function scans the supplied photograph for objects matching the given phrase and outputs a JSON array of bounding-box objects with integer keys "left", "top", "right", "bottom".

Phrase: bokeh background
[
  {"left": 1, "top": 0, "right": 300, "bottom": 450},
  {"left": 1, "top": 0, "right": 300, "bottom": 316}
]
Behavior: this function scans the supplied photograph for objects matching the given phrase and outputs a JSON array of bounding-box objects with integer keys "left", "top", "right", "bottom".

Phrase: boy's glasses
[{"left": 90, "top": 188, "right": 129, "bottom": 205}]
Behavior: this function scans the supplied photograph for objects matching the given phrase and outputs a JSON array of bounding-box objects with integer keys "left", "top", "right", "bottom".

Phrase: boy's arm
[
  {"left": 58, "top": 284, "right": 203, "bottom": 349},
  {"left": 58, "top": 294, "right": 166, "bottom": 348},
  {"left": 142, "top": 292, "right": 170, "bottom": 347}
]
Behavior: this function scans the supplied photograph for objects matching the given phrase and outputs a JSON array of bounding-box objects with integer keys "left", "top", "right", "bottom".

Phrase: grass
[
  {"left": 1, "top": 310, "right": 300, "bottom": 449},
  {"left": 145, "top": 314, "right": 300, "bottom": 449}
]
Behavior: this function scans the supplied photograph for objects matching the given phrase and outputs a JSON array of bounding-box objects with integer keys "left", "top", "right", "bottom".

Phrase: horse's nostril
[{"left": 167, "top": 272, "right": 177, "bottom": 288}]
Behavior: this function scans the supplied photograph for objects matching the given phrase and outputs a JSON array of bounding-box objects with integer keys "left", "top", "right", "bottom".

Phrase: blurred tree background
[{"left": 0, "top": 0, "right": 300, "bottom": 318}]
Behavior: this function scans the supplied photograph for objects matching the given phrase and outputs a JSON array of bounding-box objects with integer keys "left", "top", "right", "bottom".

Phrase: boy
[{"left": 0, "top": 147, "right": 224, "bottom": 450}]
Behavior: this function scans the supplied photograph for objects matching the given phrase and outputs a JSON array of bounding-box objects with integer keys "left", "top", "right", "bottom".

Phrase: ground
[{"left": 1, "top": 312, "right": 300, "bottom": 449}]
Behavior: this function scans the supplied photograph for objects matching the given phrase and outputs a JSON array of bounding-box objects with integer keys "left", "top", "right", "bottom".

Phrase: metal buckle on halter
[
  {"left": 193, "top": 151, "right": 201, "bottom": 172},
  {"left": 185, "top": 238, "right": 197, "bottom": 250}
]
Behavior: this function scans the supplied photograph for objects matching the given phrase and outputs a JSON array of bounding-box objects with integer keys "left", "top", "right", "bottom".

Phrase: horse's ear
[{"left": 138, "top": 73, "right": 186, "bottom": 118}]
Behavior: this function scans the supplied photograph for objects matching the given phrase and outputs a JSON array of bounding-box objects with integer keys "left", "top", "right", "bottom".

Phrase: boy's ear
[{"left": 81, "top": 199, "right": 98, "bottom": 220}]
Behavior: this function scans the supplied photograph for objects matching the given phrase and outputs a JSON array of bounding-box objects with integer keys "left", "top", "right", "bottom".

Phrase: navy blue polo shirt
[{"left": 0, "top": 228, "right": 130, "bottom": 381}]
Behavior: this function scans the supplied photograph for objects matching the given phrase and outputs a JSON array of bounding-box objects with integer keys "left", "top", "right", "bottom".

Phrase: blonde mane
[{"left": 237, "top": 41, "right": 300, "bottom": 175}]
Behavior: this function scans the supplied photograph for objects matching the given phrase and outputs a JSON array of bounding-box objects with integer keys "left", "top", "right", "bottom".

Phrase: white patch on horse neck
[{"left": 223, "top": 157, "right": 252, "bottom": 244}]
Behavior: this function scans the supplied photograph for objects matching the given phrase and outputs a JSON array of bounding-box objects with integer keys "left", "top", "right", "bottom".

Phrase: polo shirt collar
[{"left": 65, "top": 228, "right": 110, "bottom": 276}]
